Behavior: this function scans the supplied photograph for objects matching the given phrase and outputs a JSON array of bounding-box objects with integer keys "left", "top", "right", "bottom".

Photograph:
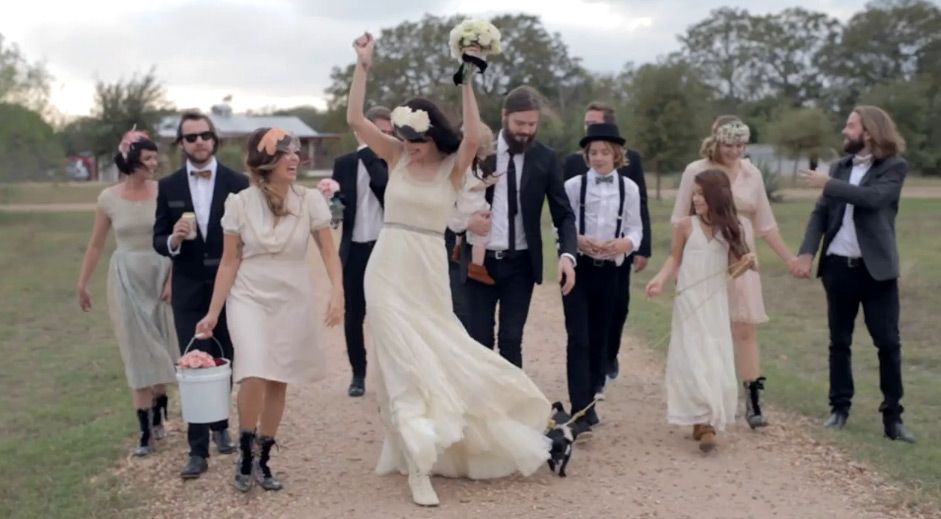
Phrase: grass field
[
  {"left": 1, "top": 191, "right": 938, "bottom": 517},
  {"left": 3, "top": 172, "right": 941, "bottom": 206},
  {"left": 542, "top": 197, "right": 941, "bottom": 505},
  {"left": 0, "top": 212, "right": 138, "bottom": 519}
]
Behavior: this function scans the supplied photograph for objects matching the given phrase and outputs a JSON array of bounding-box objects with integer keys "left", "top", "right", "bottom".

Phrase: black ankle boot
[
  {"left": 133, "top": 409, "right": 153, "bottom": 457},
  {"left": 233, "top": 430, "right": 255, "bottom": 492},
  {"left": 255, "top": 435, "right": 283, "bottom": 491},
  {"left": 744, "top": 377, "right": 769, "bottom": 429},
  {"left": 152, "top": 394, "right": 168, "bottom": 439}
]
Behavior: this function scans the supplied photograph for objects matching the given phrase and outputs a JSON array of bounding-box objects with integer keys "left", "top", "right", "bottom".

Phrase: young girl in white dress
[{"left": 645, "top": 169, "right": 756, "bottom": 453}]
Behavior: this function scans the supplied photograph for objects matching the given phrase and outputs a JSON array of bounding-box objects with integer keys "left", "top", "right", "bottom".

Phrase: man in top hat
[
  {"left": 563, "top": 101, "right": 650, "bottom": 387},
  {"left": 560, "top": 122, "right": 643, "bottom": 436}
]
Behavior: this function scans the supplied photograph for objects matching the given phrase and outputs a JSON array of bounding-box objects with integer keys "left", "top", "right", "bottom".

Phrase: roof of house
[{"left": 156, "top": 104, "right": 337, "bottom": 139}]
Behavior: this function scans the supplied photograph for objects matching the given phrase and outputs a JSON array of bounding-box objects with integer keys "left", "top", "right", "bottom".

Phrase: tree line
[{"left": 1, "top": 0, "right": 938, "bottom": 184}]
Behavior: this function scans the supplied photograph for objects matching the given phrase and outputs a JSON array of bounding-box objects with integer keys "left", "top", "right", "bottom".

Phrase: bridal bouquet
[
  {"left": 449, "top": 19, "right": 502, "bottom": 61},
  {"left": 178, "top": 350, "right": 225, "bottom": 369},
  {"left": 448, "top": 18, "right": 501, "bottom": 85},
  {"left": 317, "top": 178, "right": 345, "bottom": 228}
]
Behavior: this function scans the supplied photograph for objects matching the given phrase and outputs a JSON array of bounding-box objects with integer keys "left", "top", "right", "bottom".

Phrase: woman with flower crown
[
  {"left": 671, "top": 115, "right": 798, "bottom": 430},
  {"left": 346, "top": 29, "right": 552, "bottom": 507},
  {"left": 76, "top": 128, "right": 178, "bottom": 457}
]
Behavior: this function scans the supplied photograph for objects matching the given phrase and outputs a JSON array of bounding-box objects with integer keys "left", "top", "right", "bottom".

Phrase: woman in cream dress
[
  {"left": 346, "top": 33, "right": 552, "bottom": 507},
  {"left": 195, "top": 127, "right": 343, "bottom": 493}
]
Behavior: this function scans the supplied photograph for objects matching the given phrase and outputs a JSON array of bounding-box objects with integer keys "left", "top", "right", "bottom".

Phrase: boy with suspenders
[{"left": 561, "top": 123, "right": 643, "bottom": 437}]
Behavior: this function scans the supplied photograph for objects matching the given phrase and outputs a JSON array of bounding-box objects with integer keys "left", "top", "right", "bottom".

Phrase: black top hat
[{"left": 579, "top": 122, "right": 626, "bottom": 148}]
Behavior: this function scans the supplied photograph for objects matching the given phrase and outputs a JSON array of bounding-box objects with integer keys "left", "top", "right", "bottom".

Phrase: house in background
[
  {"left": 154, "top": 103, "right": 341, "bottom": 174},
  {"left": 746, "top": 143, "right": 839, "bottom": 177}
]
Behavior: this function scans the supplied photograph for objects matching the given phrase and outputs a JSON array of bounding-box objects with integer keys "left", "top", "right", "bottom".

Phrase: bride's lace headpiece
[{"left": 391, "top": 106, "right": 432, "bottom": 141}]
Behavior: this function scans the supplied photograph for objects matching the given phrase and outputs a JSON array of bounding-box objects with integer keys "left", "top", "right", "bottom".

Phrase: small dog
[{"left": 545, "top": 401, "right": 574, "bottom": 477}]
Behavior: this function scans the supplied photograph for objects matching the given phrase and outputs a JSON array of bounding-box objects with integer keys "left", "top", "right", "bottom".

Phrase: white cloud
[{"left": 2, "top": 0, "right": 864, "bottom": 117}]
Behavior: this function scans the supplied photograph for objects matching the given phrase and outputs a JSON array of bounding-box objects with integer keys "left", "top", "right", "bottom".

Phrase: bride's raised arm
[
  {"left": 450, "top": 57, "right": 481, "bottom": 186},
  {"left": 347, "top": 33, "right": 402, "bottom": 165}
]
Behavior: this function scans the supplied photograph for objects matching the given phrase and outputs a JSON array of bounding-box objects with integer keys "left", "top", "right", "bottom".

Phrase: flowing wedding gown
[{"left": 365, "top": 152, "right": 551, "bottom": 479}]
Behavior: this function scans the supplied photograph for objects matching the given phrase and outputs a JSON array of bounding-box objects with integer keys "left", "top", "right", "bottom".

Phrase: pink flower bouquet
[
  {"left": 177, "top": 350, "right": 225, "bottom": 369},
  {"left": 317, "top": 178, "right": 341, "bottom": 199}
]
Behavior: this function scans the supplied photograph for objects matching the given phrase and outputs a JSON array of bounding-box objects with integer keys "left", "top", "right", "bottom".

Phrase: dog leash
[{"left": 548, "top": 256, "right": 752, "bottom": 430}]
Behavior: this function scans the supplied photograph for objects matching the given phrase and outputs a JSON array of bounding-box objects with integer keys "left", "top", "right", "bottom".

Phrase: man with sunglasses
[{"left": 153, "top": 110, "right": 250, "bottom": 479}]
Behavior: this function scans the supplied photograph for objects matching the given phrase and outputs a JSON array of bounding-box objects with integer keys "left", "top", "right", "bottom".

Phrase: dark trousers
[
  {"left": 606, "top": 256, "right": 633, "bottom": 370},
  {"left": 445, "top": 230, "right": 471, "bottom": 331},
  {"left": 466, "top": 251, "right": 535, "bottom": 368},
  {"left": 343, "top": 241, "right": 374, "bottom": 378},
  {"left": 562, "top": 259, "right": 620, "bottom": 414},
  {"left": 171, "top": 278, "right": 233, "bottom": 459},
  {"left": 821, "top": 255, "right": 904, "bottom": 422}
]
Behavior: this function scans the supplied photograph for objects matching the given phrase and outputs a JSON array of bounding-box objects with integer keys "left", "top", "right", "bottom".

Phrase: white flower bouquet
[
  {"left": 448, "top": 18, "right": 502, "bottom": 85},
  {"left": 449, "top": 19, "right": 502, "bottom": 61}
]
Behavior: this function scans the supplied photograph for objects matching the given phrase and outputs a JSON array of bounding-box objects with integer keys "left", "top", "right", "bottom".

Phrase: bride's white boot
[{"left": 406, "top": 458, "right": 439, "bottom": 507}]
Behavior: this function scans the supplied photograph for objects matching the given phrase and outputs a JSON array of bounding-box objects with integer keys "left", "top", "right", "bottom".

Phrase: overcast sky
[{"left": 2, "top": 0, "right": 862, "bottom": 117}]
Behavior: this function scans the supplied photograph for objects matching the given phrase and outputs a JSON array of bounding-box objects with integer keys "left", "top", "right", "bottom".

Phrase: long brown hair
[
  {"left": 245, "top": 127, "right": 298, "bottom": 217},
  {"left": 693, "top": 169, "right": 749, "bottom": 258},
  {"left": 853, "top": 105, "right": 906, "bottom": 159}
]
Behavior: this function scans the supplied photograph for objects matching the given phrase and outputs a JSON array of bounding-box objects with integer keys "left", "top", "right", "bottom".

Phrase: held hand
[
  {"left": 170, "top": 218, "right": 191, "bottom": 248},
  {"left": 633, "top": 255, "right": 649, "bottom": 273},
  {"left": 791, "top": 254, "right": 813, "bottom": 279},
  {"left": 325, "top": 290, "right": 344, "bottom": 328},
  {"left": 606, "top": 238, "right": 634, "bottom": 256},
  {"left": 78, "top": 286, "right": 92, "bottom": 312},
  {"left": 160, "top": 281, "right": 171, "bottom": 303},
  {"left": 194, "top": 314, "right": 218, "bottom": 339},
  {"left": 799, "top": 169, "right": 831, "bottom": 188},
  {"left": 463, "top": 44, "right": 482, "bottom": 58},
  {"left": 744, "top": 252, "right": 758, "bottom": 271},
  {"left": 558, "top": 256, "right": 576, "bottom": 296},
  {"left": 353, "top": 32, "right": 375, "bottom": 68},
  {"left": 467, "top": 210, "right": 492, "bottom": 236},
  {"left": 645, "top": 278, "right": 663, "bottom": 299},
  {"left": 577, "top": 235, "right": 600, "bottom": 255}
]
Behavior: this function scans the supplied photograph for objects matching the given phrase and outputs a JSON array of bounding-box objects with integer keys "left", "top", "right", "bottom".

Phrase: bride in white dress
[{"left": 346, "top": 33, "right": 552, "bottom": 507}]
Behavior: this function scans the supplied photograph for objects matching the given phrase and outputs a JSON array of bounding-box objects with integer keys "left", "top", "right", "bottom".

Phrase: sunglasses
[{"left": 181, "top": 131, "right": 214, "bottom": 143}]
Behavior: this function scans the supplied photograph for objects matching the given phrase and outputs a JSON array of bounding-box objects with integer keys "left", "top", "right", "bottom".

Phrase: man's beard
[
  {"left": 843, "top": 135, "right": 865, "bottom": 155},
  {"left": 184, "top": 148, "right": 213, "bottom": 165},
  {"left": 502, "top": 125, "right": 535, "bottom": 155}
]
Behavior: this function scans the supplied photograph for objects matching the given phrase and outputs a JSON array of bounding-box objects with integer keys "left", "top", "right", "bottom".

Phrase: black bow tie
[{"left": 595, "top": 175, "right": 614, "bottom": 184}]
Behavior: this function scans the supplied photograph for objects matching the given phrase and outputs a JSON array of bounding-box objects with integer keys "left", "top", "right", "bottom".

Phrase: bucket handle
[{"left": 182, "top": 334, "right": 228, "bottom": 361}]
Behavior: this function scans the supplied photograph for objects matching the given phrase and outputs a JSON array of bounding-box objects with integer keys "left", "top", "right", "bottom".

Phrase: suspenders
[{"left": 578, "top": 172, "right": 625, "bottom": 240}]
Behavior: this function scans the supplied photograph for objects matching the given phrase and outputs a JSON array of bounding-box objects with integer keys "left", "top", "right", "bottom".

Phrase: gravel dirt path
[{"left": 106, "top": 235, "right": 932, "bottom": 519}]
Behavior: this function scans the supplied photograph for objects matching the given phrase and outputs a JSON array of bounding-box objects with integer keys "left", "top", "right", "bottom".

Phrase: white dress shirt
[
  {"left": 351, "top": 145, "right": 384, "bottom": 243},
  {"left": 564, "top": 169, "right": 643, "bottom": 267},
  {"left": 168, "top": 158, "right": 218, "bottom": 255},
  {"left": 826, "top": 155, "right": 870, "bottom": 258},
  {"left": 488, "top": 131, "right": 527, "bottom": 251}
]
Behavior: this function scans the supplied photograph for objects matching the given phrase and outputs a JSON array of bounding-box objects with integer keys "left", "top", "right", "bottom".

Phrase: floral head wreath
[
  {"left": 715, "top": 121, "right": 750, "bottom": 145},
  {"left": 256, "top": 127, "right": 299, "bottom": 156},
  {"left": 117, "top": 125, "right": 150, "bottom": 160},
  {"left": 390, "top": 106, "right": 432, "bottom": 141}
]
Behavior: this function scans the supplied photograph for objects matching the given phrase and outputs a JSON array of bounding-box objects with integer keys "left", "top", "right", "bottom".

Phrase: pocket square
[{"left": 168, "top": 200, "right": 186, "bottom": 208}]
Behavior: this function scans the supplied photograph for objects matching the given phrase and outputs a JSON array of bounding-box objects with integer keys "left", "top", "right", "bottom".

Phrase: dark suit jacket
[
  {"left": 798, "top": 155, "right": 907, "bottom": 281},
  {"left": 459, "top": 140, "right": 577, "bottom": 285},
  {"left": 331, "top": 148, "right": 388, "bottom": 265},
  {"left": 152, "top": 163, "right": 250, "bottom": 309},
  {"left": 562, "top": 149, "right": 652, "bottom": 258}
]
